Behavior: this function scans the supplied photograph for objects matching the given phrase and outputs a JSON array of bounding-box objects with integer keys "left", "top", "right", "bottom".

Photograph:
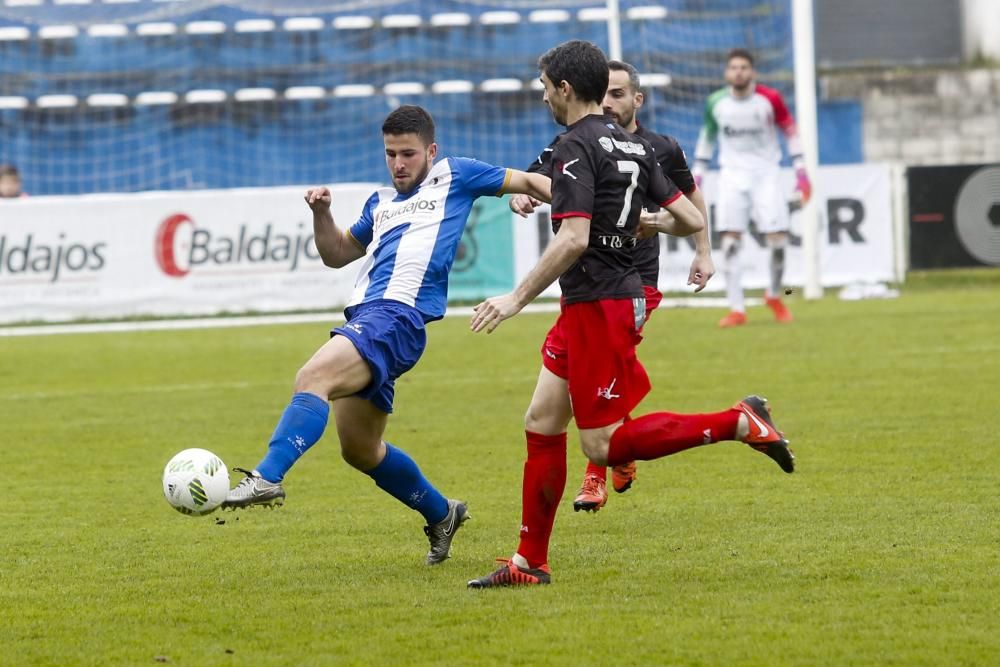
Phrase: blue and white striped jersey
[{"left": 347, "top": 157, "right": 510, "bottom": 321}]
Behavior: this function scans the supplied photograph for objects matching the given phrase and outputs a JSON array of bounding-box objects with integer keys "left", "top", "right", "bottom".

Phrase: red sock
[
  {"left": 607, "top": 410, "right": 740, "bottom": 466},
  {"left": 584, "top": 460, "right": 607, "bottom": 481},
  {"left": 517, "top": 431, "right": 567, "bottom": 569}
]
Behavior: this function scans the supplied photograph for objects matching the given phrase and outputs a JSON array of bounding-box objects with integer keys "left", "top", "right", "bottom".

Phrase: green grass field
[{"left": 3, "top": 271, "right": 999, "bottom": 665}]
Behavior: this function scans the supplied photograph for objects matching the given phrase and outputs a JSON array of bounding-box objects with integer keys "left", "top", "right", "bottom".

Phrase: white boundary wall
[
  {"left": 1, "top": 163, "right": 897, "bottom": 325},
  {"left": 0, "top": 184, "right": 375, "bottom": 324},
  {"left": 516, "top": 163, "right": 898, "bottom": 296}
]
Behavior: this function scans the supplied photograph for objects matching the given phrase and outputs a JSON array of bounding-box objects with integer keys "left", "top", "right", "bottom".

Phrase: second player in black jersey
[{"left": 517, "top": 61, "right": 712, "bottom": 294}]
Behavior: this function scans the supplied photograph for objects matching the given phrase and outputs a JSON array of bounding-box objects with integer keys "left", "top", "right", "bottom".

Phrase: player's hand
[
  {"left": 795, "top": 168, "right": 811, "bottom": 205},
  {"left": 687, "top": 250, "right": 715, "bottom": 293},
  {"left": 470, "top": 293, "right": 522, "bottom": 333},
  {"left": 509, "top": 194, "right": 542, "bottom": 218},
  {"left": 304, "top": 187, "right": 332, "bottom": 213}
]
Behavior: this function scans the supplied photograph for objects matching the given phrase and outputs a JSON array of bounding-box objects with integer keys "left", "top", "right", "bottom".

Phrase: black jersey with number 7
[{"left": 549, "top": 114, "right": 681, "bottom": 305}]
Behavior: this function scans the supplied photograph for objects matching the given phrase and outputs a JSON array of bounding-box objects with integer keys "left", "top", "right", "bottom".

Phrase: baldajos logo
[
  {"left": 154, "top": 213, "right": 320, "bottom": 278},
  {"left": 0, "top": 233, "right": 106, "bottom": 283},
  {"left": 374, "top": 198, "right": 437, "bottom": 227}
]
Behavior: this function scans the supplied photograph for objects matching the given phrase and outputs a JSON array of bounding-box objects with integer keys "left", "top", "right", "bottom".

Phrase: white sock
[
  {"left": 735, "top": 413, "right": 749, "bottom": 440},
  {"left": 723, "top": 236, "right": 744, "bottom": 313}
]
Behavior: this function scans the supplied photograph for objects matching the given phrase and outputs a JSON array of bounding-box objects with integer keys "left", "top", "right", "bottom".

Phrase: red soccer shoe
[
  {"left": 734, "top": 395, "right": 795, "bottom": 473},
  {"left": 572, "top": 474, "right": 608, "bottom": 513},
  {"left": 765, "top": 297, "right": 793, "bottom": 323},
  {"left": 467, "top": 559, "right": 552, "bottom": 588},
  {"left": 718, "top": 311, "right": 747, "bottom": 328}
]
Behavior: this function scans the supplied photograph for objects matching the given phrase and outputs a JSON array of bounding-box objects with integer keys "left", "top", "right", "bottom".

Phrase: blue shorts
[{"left": 332, "top": 300, "right": 427, "bottom": 414}]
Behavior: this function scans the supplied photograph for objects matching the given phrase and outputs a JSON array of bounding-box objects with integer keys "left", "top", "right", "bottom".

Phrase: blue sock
[
  {"left": 256, "top": 392, "right": 330, "bottom": 483},
  {"left": 366, "top": 444, "right": 449, "bottom": 524}
]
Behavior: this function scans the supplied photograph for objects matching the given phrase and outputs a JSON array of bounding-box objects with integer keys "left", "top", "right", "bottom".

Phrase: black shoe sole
[
  {"left": 572, "top": 501, "right": 603, "bottom": 513},
  {"left": 763, "top": 442, "right": 795, "bottom": 473},
  {"left": 613, "top": 480, "right": 633, "bottom": 494}
]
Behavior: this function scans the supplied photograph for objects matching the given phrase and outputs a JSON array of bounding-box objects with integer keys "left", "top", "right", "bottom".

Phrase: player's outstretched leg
[
  {"left": 224, "top": 467, "right": 286, "bottom": 509},
  {"left": 467, "top": 558, "right": 552, "bottom": 588},
  {"left": 424, "top": 499, "right": 470, "bottom": 565},
  {"left": 606, "top": 399, "right": 794, "bottom": 473},
  {"left": 573, "top": 461, "right": 607, "bottom": 512},
  {"left": 222, "top": 392, "right": 329, "bottom": 509},
  {"left": 733, "top": 395, "right": 795, "bottom": 472}
]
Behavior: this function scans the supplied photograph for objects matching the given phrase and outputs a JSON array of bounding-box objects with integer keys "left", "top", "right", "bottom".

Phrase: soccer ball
[{"left": 162, "top": 448, "right": 230, "bottom": 516}]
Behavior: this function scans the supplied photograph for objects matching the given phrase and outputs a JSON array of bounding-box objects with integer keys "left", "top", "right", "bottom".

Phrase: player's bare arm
[
  {"left": 502, "top": 170, "right": 551, "bottom": 205},
  {"left": 305, "top": 186, "right": 366, "bottom": 268},
  {"left": 470, "top": 215, "right": 589, "bottom": 334},
  {"left": 637, "top": 198, "right": 704, "bottom": 238},
  {"left": 686, "top": 187, "right": 715, "bottom": 291}
]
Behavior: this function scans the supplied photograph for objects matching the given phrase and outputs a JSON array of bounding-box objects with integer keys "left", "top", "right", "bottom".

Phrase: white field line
[
  {"left": 0, "top": 297, "right": 744, "bottom": 338},
  {"left": 2, "top": 380, "right": 267, "bottom": 402}
]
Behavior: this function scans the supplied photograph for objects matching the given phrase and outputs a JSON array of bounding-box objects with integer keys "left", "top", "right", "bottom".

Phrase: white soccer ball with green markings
[{"left": 162, "top": 448, "right": 230, "bottom": 516}]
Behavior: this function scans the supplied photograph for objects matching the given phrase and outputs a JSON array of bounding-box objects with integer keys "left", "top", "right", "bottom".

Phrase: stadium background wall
[{"left": 0, "top": 0, "right": 864, "bottom": 196}]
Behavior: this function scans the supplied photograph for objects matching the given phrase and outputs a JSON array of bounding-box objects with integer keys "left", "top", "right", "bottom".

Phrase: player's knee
[
  {"left": 294, "top": 359, "right": 350, "bottom": 399},
  {"left": 524, "top": 403, "right": 568, "bottom": 435},
  {"left": 340, "top": 438, "right": 381, "bottom": 471},
  {"left": 523, "top": 405, "right": 546, "bottom": 432},
  {"left": 293, "top": 363, "right": 323, "bottom": 394},
  {"left": 767, "top": 234, "right": 788, "bottom": 250}
]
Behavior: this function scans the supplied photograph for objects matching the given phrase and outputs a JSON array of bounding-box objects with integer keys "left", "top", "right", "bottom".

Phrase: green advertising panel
[{"left": 447, "top": 195, "right": 514, "bottom": 301}]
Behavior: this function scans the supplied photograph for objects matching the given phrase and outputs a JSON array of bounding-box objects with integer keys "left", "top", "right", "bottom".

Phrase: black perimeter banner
[{"left": 908, "top": 164, "right": 1000, "bottom": 269}]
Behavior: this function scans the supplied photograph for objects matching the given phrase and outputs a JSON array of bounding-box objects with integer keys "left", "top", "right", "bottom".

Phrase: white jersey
[
  {"left": 347, "top": 157, "right": 509, "bottom": 321},
  {"left": 694, "top": 83, "right": 799, "bottom": 171}
]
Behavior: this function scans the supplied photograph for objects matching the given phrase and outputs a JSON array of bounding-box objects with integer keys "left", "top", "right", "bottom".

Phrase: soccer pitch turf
[{"left": 3, "top": 270, "right": 999, "bottom": 665}]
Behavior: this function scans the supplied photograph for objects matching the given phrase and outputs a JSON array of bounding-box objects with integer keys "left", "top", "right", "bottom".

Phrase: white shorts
[{"left": 714, "top": 167, "right": 789, "bottom": 234}]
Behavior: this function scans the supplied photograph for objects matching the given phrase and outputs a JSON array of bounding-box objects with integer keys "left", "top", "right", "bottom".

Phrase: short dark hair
[
  {"left": 727, "top": 48, "right": 755, "bottom": 66},
  {"left": 608, "top": 60, "right": 641, "bottom": 93},
  {"left": 382, "top": 105, "right": 435, "bottom": 145},
  {"left": 0, "top": 164, "right": 19, "bottom": 178},
  {"left": 538, "top": 40, "right": 609, "bottom": 105}
]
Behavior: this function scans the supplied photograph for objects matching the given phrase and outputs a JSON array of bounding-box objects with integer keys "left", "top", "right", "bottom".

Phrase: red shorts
[
  {"left": 541, "top": 298, "right": 651, "bottom": 429},
  {"left": 642, "top": 285, "right": 662, "bottom": 327}
]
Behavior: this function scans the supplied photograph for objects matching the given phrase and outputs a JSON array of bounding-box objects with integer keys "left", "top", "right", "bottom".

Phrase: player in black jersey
[
  {"left": 467, "top": 40, "right": 793, "bottom": 589},
  {"left": 511, "top": 60, "right": 715, "bottom": 512}
]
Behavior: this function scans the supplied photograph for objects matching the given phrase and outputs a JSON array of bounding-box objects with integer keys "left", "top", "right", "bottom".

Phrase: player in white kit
[{"left": 693, "top": 48, "right": 812, "bottom": 327}]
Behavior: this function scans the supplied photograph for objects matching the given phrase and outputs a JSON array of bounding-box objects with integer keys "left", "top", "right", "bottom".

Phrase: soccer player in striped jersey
[
  {"left": 467, "top": 41, "right": 793, "bottom": 589},
  {"left": 510, "top": 60, "right": 716, "bottom": 513},
  {"left": 222, "top": 105, "right": 552, "bottom": 566},
  {"left": 693, "top": 48, "right": 812, "bottom": 328}
]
